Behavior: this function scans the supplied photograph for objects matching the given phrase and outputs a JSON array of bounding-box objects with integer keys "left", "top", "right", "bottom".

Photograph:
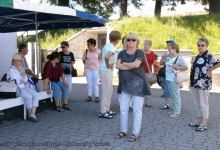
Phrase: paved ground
[{"left": 0, "top": 77, "right": 220, "bottom": 150}]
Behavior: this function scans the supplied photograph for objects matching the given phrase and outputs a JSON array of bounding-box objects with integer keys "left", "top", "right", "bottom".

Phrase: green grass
[
  {"left": 19, "top": 15, "right": 220, "bottom": 54},
  {"left": 109, "top": 14, "right": 220, "bottom": 54},
  {"left": 18, "top": 29, "right": 80, "bottom": 49}
]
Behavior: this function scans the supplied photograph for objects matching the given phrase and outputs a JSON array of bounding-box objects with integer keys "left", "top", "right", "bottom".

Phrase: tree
[
  {"left": 154, "top": 0, "right": 162, "bottom": 17},
  {"left": 46, "top": 0, "right": 144, "bottom": 20},
  {"left": 209, "top": 0, "right": 220, "bottom": 14},
  {"left": 155, "top": 0, "right": 220, "bottom": 17}
]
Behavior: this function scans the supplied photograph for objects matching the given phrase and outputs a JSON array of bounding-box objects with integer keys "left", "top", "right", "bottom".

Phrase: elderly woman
[
  {"left": 115, "top": 32, "right": 150, "bottom": 142},
  {"left": 82, "top": 38, "right": 101, "bottom": 102},
  {"left": 7, "top": 54, "right": 39, "bottom": 122},
  {"left": 143, "top": 39, "right": 154, "bottom": 107},
  {"left": 164, "top": 44, "right": 188, "bottom": 118},
  {"left": 189, "top": 38, "right": 220, "bottom": 131},
  {"left": 43, "top": 51, "right": 70, "bottom": 112},
  {"left": 59, "top": 41, "right": 75, "bottom": 93}
]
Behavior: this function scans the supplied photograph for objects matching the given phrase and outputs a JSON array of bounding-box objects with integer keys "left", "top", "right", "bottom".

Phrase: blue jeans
[
  {"left": 163, "top": 77, "right": 170, "bottom": 98},
  {"left": 167, "top": 81, "right": 181, "bottom": 114},
  {"left": 51, "top": 81, "right": 69, "bottom": 100}
]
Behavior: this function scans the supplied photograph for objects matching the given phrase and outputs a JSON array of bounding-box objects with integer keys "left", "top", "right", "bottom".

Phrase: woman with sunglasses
[
  {"left": 143, "top": 39, "right": 154, "bottom": 107},
  {"left": 43, "top": 51, "right": 70, "bottom": 112},
  {"left": 189, "top": 38, "right": 220, "bottom": 131},
  {"left": 59, "top": 41, "right": 75, "bottom": 93},
  {"left": 82, "top": 38, "right": 102, "bottom": 102},
  {"left": 115, "top": 32, "right": 150, "bottom": 142}
]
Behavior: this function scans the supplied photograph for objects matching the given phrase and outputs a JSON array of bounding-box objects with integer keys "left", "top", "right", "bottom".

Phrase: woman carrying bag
[
  {"left": 165, "top": 44, "right": 188, "bottom": 118},
  {"left": 82, "top": 38, "right": 102, "bottom": 102},
  {"left": 59, "top": 41, "right": 75, "bottom": 93}
]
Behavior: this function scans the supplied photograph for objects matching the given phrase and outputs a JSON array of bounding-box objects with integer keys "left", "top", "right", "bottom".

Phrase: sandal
[
  {"left": 115, "top": 132, "right": 127, "bottom": 139},
  {"left": 161, "top": 104, "right": 170, "bottom": 110},
  {"left": 56, "top": 106, "right": 64, "bottom": 112},
  {"left": 85, "top": 96, "right": 92, "bottom": 102},
  {"left": 195, "top": 123, "right": 207, "bottom": 131},
  {"left": 95, "top": 97, "right": 99, "bottom": 103},
  {"left": 128, "top": 134, "right": 139, "bottom": 142},
  {"left": 189, "top": 120, "right": 200, "bottom": 127},
  {"left": 63, "top": 104, "right": 71, "bottom": 110},
  {"left": 99, "top": 112, "right": 113, "bottom": 119},
  {"left": 145, "top": 103, "right": 151, "bottom": 107},
  {"left": 107, "top": 110, "right": 116, "bottom": 116}
]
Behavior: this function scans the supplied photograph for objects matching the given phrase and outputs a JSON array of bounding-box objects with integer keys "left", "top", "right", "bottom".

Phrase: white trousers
[
  {"left": 61, "top": 74, "right": 72, "bottom": 93},
  {"left": 85, "top": 68, "right": 99, "bottom": 97},
  {"left": 16, "top": 86, "right": 39, "bottom": 109},
  {"left": 120, "top": 92, "right": 144, "bottom": 134},
  {"left": 118, "top": 94, "right": 133, "bottom": 107},
  {"left": 192, "top": 88, "right": 209, "bottom": 119},
  {"left": 100, "top": 70, "right": 113, "bottom": 113}
]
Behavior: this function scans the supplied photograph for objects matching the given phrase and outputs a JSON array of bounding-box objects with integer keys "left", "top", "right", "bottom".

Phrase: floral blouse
[{"left": 190, "top": 50, "right": 220, "bottom": 90}]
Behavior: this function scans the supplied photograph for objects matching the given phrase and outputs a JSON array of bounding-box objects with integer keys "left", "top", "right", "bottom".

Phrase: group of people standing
[{"left": 5, "top": 30, "right": 220, "bottom": 141}]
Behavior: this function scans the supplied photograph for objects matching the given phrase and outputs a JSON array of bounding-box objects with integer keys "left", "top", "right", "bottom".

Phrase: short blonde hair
[
  {"left": 144, "top": 39, "right": 152, "bottom": 46},
  {"left": 109, "top": 31, "right": 121, "bottom": 42},
  {"left": 124, "top": 32, "right": 141, "bottom": 50}
]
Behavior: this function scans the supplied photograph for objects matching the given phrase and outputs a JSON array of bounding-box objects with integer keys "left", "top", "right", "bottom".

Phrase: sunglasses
[
  {"left": 61, "top": 46, "right": 66, "bottom": 48},
  {"left": 198, "top": 44, "right": 205, "bottom": 47},
  {"left": 127, "top": 38, "right": 136, "bottom": 42}
]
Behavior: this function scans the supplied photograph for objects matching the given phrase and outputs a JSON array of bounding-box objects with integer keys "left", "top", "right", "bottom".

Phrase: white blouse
[{"left": 7, "top": 66, "right": 28, "bottom": 88}]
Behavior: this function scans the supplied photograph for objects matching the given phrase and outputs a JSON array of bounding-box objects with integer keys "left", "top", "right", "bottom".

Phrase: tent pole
[{"left": 35, "top": 13, "right": 39, "bottom": 78}]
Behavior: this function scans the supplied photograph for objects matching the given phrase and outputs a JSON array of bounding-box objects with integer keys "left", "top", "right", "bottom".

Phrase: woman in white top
[{"left": 7, "top": 54, "right": 39, "bottom": 122}]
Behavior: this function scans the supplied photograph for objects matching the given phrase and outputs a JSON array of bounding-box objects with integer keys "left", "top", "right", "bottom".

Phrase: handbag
[
  {"left": 71, "top": 66, "right": 77, "bottom": 77},
  {"left": 0, "top": 80, "right": 17, "bottom": 98},
  {"left": 158, "top": 65, "right": 166, "bottom": 77},
  {"left": 144, "top": 52, "right": 157, "bottom": 85},
  {"left": 173, "top": 56, "right": 189, "bottom": 83}
]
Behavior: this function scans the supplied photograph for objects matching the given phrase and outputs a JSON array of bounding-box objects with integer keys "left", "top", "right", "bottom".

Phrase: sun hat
[
  {"left": 12, "top": 54, "right": 22, "bottom": 60},
  {"left": 166, "top": 40, "right": 175, "bottom": 44}
]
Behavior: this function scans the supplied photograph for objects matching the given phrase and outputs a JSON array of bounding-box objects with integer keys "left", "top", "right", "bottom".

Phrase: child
[{"left": 153, "top": 54, "right": 164, "bottom": 97}]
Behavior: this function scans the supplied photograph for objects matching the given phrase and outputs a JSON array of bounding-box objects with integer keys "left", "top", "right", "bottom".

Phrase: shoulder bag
[
  {"left": 0, "top": 80, "right": 17, "bottom": 98},
  {"left": 144, "top": 52, "right": 157, "bottom": 85},
  {"left": 173, "top": 56, "right": 189, "bottom": 83}
]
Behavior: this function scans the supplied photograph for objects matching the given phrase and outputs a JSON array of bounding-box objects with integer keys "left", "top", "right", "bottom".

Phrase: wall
[{"left": 0, "top": 33, "right": 17, "bottom": 78}]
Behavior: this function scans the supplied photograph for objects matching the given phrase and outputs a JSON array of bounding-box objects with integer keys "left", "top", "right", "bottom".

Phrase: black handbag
[
  {"left": 158, "top": 65, "right": 166, "bottom": 77},
  {"left": 71, "top": 67, "right": 77, "bottom": 77}
]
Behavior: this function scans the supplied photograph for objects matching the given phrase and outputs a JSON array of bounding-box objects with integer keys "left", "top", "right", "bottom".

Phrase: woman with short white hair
[
  {"left": 189, "top": 38, "right": 220, "bottom": 131},
  {"left": 115, "top": 32, "right": 150, "bottom": 142}
]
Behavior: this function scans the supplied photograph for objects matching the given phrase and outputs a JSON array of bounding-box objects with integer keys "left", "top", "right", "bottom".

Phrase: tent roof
[{"left": 0, "top": 0, "right": 106, "bottom": 33}]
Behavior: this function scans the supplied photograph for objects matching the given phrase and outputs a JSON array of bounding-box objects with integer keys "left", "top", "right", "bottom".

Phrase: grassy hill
[
  {"left": 18, "top": 15, "right": 220, "bottom": 54},
  {"left": 18, "top": 29, "right": 80, "bottom": 50}
]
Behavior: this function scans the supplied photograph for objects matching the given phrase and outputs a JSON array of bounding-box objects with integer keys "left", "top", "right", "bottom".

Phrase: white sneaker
[{"left": 170, "top": 114, "right": 180, "bottom": 118}]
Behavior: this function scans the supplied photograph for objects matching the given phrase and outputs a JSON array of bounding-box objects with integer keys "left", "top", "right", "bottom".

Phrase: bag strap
[
  {"left": 173, "top": 56, "right": 179, "bottom": 64},
  {"left": 143, "top": 52, "right": 152, "bottom": 73}
]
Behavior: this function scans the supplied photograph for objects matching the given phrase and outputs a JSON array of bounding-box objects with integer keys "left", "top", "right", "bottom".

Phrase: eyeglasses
[
  {"left": 87, "top": 43, "right": 91, "bottom": 46},
  {"left": 127, "top": 39, "right": 136, "bottom": 42},
  {"left": 61, "top": 46, "right": 65, "bottom": 48},
  {"left": 198, "top": 44, "right": 205, "bottom": 47}
]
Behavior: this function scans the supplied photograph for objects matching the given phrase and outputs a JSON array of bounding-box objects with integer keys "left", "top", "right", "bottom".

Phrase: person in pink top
[
  {"left": 82, "top": 38, "right": 102, "bottom": 103},
  {"left": 143, "top": 39, "right": 155, "bottom": 107}
]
